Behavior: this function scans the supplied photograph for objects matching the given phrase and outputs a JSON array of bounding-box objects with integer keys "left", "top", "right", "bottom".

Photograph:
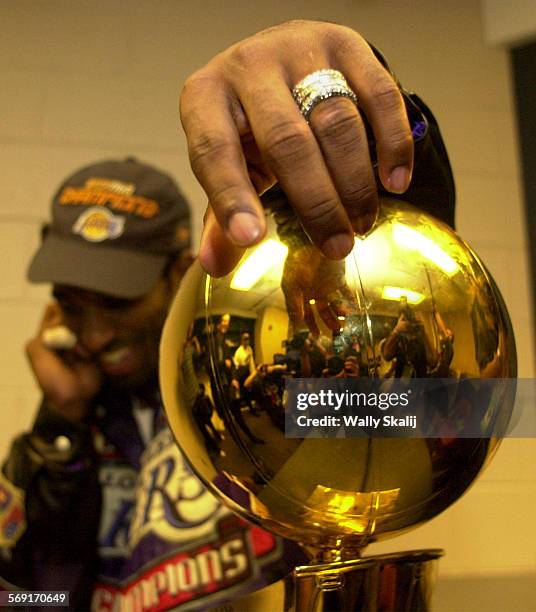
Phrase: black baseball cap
[{"left": 28, "top": 158, "right": 191, "bottom": 298}]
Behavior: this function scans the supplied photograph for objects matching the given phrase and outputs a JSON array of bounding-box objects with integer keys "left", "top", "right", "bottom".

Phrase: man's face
[
  {"left": 218, "top": 314, "right": 230, "bottom": 334},
  {"left": 53, "top": 275, "right": 174, "bottom": 391}
]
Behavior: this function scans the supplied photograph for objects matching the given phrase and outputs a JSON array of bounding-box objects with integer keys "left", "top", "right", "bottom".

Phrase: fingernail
[
  {"left": 321, "top": 233, "right": 354, "bottom": 259},
  {"left": 228, "top": 212, "right": 263, "bottom": 246},
  {"left": 387, "top": 166, "right": 411, "bottom": 194},
  {"left": 354, "top": 212, "right": 377, "bottom": 236}
]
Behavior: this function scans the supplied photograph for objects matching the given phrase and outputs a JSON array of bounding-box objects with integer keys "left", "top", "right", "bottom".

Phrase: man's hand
[
  {"left": 180, "top": 20, "right": 413, "bottom": 276},
  {"left": 26, "top": 303, "right": 102, "bottom": 421},
  {"left": 393, "top": 313, "right": 417, "bottom": 336},
  {"left": 281, "top": 245, "right": 356, "bottom": 336}
]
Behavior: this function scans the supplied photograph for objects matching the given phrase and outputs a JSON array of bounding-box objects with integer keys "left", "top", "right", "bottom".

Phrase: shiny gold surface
[{"left": 160, "top": 198, "right": 516, "bottom": 559}]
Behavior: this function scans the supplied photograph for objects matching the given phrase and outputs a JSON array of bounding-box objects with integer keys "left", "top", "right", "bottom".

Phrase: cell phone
[{"left": 41, "top": 326, "right": 77, "bottom": 350}]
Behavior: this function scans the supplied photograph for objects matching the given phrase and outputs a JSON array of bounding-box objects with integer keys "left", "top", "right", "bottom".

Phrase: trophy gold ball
[{"left": 160, "top": 197, "right": 516, "bottom": 566}]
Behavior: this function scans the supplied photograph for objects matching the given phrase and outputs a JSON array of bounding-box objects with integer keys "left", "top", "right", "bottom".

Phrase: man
[
  {"left": 233, "top": 333, "right": 255, "bottom": 378},
  {"left": 214, "top": 313, "right": 236, "bottom": 380},
  {"left": 0, "top": 19, "right": 455, "bottom": 611},
  {"left": 0, "top": 157, "right": 305, "bottom": 610}
]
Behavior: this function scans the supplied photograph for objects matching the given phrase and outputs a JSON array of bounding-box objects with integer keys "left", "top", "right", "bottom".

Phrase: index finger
[
  {"left": 198, "top": 208, "right": 245, "bottom": 277},
  {"left": 180, "top": 76, "right": 267, "bottom": 255}
]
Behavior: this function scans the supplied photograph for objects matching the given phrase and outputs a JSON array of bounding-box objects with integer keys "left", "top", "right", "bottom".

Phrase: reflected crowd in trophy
[{"left": 181, "top": 240, "right": 506, "bottom": 458}]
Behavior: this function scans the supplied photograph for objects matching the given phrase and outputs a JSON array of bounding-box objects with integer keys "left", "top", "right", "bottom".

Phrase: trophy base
[{"left": 286, "top": 549, "right": 444, "bottom": 612}]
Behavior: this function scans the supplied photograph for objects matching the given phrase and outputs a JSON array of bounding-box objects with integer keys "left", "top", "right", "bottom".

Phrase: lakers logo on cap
[{"left": 73, "top": 206, "right": 125, "bottom": 242}]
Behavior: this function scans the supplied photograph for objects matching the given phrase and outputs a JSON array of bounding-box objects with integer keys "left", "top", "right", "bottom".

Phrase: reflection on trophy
[{"left": 160, "top": 194, "right": 516, "bottom": 611}]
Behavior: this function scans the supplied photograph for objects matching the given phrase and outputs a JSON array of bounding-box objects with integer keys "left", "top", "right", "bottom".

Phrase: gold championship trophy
[{"left": 160, "top": 196, "right": 516, "bottom": 611}]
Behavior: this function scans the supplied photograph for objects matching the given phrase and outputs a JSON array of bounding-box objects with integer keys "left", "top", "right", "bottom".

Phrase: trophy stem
[
  {"left": 302, "top": 542, "right": 364, "bottom": 565},
  {"left": 285, "top": 549, "right": 444, "bottom": 612}
]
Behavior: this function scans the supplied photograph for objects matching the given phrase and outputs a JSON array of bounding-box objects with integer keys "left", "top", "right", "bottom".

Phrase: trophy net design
[{"left": 160, "top": 197, "right": 516, "bottom": 611}]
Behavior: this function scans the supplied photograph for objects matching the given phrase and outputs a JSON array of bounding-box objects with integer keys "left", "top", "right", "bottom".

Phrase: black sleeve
[
  {"left": 0, "top": 402, "right": 101, "bottom": 610},
  {"left": 371, "top": 44, "right": 456, "bottom": 227}
]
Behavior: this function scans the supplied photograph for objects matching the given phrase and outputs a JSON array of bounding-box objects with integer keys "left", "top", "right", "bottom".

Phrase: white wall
[
  {"left": 1, "top": 1, "right": 535, "bottom": 609},
  {"left": 482, "top": 0, "right": 536, "bottom": 46}
]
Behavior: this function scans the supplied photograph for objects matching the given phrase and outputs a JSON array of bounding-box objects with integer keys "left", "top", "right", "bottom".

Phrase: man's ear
[{"left": 167, "top": 250, "right": 195, "bottom": 294}]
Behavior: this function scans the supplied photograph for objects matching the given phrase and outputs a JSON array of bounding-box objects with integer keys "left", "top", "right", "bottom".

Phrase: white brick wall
[{"left": 1, "top": 0, "right": 534, "bottom": 605}]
